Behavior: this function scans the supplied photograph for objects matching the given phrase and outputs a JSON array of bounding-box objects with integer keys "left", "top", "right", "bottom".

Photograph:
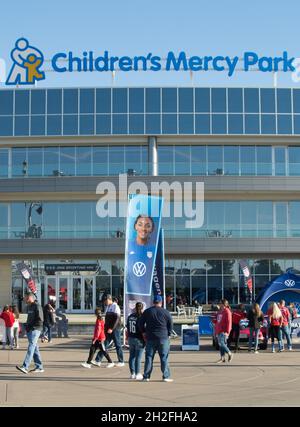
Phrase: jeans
[
  {"left": 279, "top": 325, "right": 292, "bottom": 349},
  {"left": 217, "top": 333, "right": 231, "bottom": 357},
  {"left": 229, "top": 324, "right": 240, "bottom": 350},
  {"left": 3, "top": 327, "right": 13, "bottom": 348},
  {"left": 248, "top": 327, "right": 260, "bottom": 351},
  {"left": 128, "top": 337, "right": 145, "bottom": 375},
  {"left": 95, "top": 328, "right": 124, "bottom": 363},
  {"left": 143, "top": 339, "right": 171, "bottom": 380},
  {"left": 23, "top": 330, "right": 43, "bottom": 370},
  {"left": 42, "top": 324, "right": 52, "bottom": 342},
  {"left": 87, "top": 341, "right": 112, "bottom": 364},
  {"left": 13, "top": 326, "right": 19, "bottom": 348}
]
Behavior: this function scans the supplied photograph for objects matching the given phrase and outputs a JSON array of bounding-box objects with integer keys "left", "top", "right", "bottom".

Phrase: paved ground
[{"left": 0, "top": 336, "right": 300, "bottom": 407}]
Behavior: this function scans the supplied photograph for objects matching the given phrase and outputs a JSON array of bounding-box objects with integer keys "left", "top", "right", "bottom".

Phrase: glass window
[
  {"left": 277, "top": 89, "right": 291, "bottom": 114},
  {"left": 47, "top": 115, "right": 62, "bottom": 135},
  {"left": 60, "top": 147, "right": 75, "bottom": 176},
  {"left": 79, "top": 115, "right": 94, "bottom": 135},
  {"left": 63, "top": 115, "right": 78, "bottom": 135},
  {"left": 212, "top": 88, "right": 226, "bottom": 112},
  {"left": 179, "top": 88, "right": 193, "bottom": 113},
  {"left": 96, "top": 89, "right": 111, "bottom": 113},
  {"left": 93, "top": 146, "right": 109, "bottom": 175},
  {"left": 113, "top": 89, "right": 127, "bottom": 113},
  {"left": 14, "top": 116, "right": 29, "bottom": 136},
  {"left": 145, "top": 88, "right": 160, "bottom": 113},
  {"left": 47, "top": 89, "right": 62, "bottom": 114},
  {"left": 96, "top": 114, "right": 111, "bottom": 134},
  {"left": 28, "top": 148, "right": 43, "bottom": 177},
  {"left": 240, "top": 146, "right": 255, "bottom": 175},
  {"left": 245, "top": 114, "right": 259, "bottom": 134},
  {"left": 277, "top": 115, "right": 292, "bottom": 134},
  {"left": 289, "top": 202, "right": 300, "bottom": 237},
  {"left": 208, "top": 146, "right": 223, "bottom": 175},
  {"left": 129, "top": 114, "right": 144, "bottom": 134},
  {"left": 212, "top": 114, "right": 226, "bottom": 134},
  {"left": 44, "top": 147, "right": 60, "bottom": 176},
  {"left": 223, "top": 273, "right": 238, "bottom": 305},
  {"left": 207, "top": 275, "right": 222, "bottom": 304},
  {"left": 43, "top": 203, "right": 59, "bottom": 238},
  {"left": 293, "top": 89, "right": 300, "bottom": 113},
  {"left": 0, "top": 117, "right": 13, "bottom": 136},
  {"left": 92, "top": 204, "right": 109, "bottom": 238},
  {"left": 179, "top": 114, "right": 193, "bottom": 134},
  {"left": 288, "top": 147, "right": 300, "bottom": 176},
  {"left": 256, "top": 146, "right": 272, "bottom": 175},
  {"left": 0, "top": 90, "right": 13, "bottom": 114},
  {"left": 174, "top": 146, "right": 190, "bottom": 175},
  {"left": 228, "top": 88, "right": 243, "bottom": 113},
  {"left": 15, "top": 91, "right": 29, "bottom": 115},
  {"left": 274, "top": 147, "right": 286, "bottom": 176},
  {"left": 76, "top": 146, "right": 92, "bottom": 176},
  {"left": 30, "top": 115, "right": 45, "bottom": 135},
  {"left": 0, "top": 203, "right": 8, "bottom": 238},
  {"left": 145, "top": 114, "right": 161, "bottom": 134},
  {"left": 59, "top": 203, "right": 75, "bottom": 238},
  {"left": 293, "top": 115, "right": 300, "bottom": 134},
  {"left": 195, "top": 114, "right": 210, "bottom": 134},
  {"left": 109, "top": 146, "right": 125, "bottom": 175},
  {"left": 254, "top": 259, "right": 270, "bottom": 276},
  {"left": 0, "top": 149, "right": 8, "bottom": 177},
  {"left": 31, "top": 90, "right": 46, "bottom": 114},
  {"left": 162, "top": 114, "right": 177, "bottom": 134},
  {"left": 75, "top": 202, "right": 92, "bottom": 237},
  {"left": 244, "top": 88, "right": 259, "bottom": 113},
  {"left": 125, "top": 146, "right": 141, "bottom": 174},
  {"left": 275, "top": 202, "right": 287, "bottom": 237},
  {"left": 129, "top": 88, "right": 144, "bottom": 113},
  {"left": 63, "top": 89, "right": 78, "bottom": 114},
  {"left": 257, "top": 202, "right": 273, "bottom": 236},
  {"left": 224, "top": 146, "right": 239, "bottom": 175},
  {"left": 195, "top": 88, "right": 210, "bottom": 112},
  {"left": 261, "top": 89, "right": 275, "bottom": 113},
  {"left": 12, "top": 148, "right": 27, "bottom": 177},
  {"left": 224, "top": 201, "right": 240, "bottom": 237},
  {"left": 10, "top": 202, "right": 26, "bottom": 238},
  {"left": 176, "top": 275, "right": 190, "bottom": 305},
  {"left": 207, "top": 203, "right": 224, "bottom": 236},
  {"left": 112, "top": 114, "right": 127, "bottom": 134},
  {"left": 80, "top": 89, "right": 94, "bottom": 114},
  {"left": 240, "top": 201, "right": 257, "bottom": 237},
  {"left": 228, "top": 114, "right": 243, "bottom": 134},
  {"left": 158, "top": 146, "right": 173, "bottom": 175},
  {"left": 162, "top": 88, "right": 177, "bottom": 113},
  {"left": 141, "top": 146, "right": 148, "bottom": 175},
  {"left": 261, "top": 114, "right": 276, "bottom": 134},
  {"left": 191, "top": 146, "right": 206, "bottom": 175}
]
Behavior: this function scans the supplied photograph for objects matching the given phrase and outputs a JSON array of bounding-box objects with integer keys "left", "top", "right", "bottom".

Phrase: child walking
[{"left": 81, "top": 308, "right": 114, "bottom": 369}]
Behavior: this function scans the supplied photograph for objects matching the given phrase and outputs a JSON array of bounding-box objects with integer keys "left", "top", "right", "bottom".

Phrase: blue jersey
[{"left": 126, "top": 239, "right": 156, "bottom": 296}]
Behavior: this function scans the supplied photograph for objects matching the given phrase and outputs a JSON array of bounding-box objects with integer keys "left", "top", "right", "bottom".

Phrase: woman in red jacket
[
  {"left": 81, "top": 308, "right": 114, "bottom": 368},
  {"left": 215, "top": 299, "right": 233, "bottom": 363},
  {"left": 0, "top": 305, "right": 15, "bottom": 350}
]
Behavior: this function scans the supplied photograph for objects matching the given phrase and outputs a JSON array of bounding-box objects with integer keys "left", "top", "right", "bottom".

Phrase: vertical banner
[
  {"left": 152, "top": 229, "right": 166, "bottom": 308},
  {"left": 124, "top": 194, "right": 164, "bottom": 322},
  {"left": 239, "top": 259, "right": 253, "bottom": 302},
  {"left": 16, "top": 262, "right": 37, "bottom": 296}
]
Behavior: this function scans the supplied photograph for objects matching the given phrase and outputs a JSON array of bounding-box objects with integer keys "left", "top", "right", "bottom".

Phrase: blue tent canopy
[{"left": 255, "top": 271, "right": 300, "bottom": 313}]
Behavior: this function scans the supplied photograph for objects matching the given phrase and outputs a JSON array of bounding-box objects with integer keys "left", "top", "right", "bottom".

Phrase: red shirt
[
  {"left": 267, "top": 308, "right": 282, "bottom": 326},
  {"left": 0, "top": 311, "right": 15, "bottom": 327},
  {"left": 93, "top": 319, "right": 106, "bottom": 342},
  {"left": 215, "top": 307, "right": 232, "bottom": 335},
  {"left": 279, "top": 306, "right": 290, "bottom": 326},
  {"left": 232, "top": 310, "right": 246, "bottom": 325}
]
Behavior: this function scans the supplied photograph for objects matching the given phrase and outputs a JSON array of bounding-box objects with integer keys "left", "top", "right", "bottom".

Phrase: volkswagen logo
[
  {"left": 133, "top": 262, "right": 146, "bottom": 277},
  {"left": 284, "top": 279, "right": 295, "bottom": 287}
]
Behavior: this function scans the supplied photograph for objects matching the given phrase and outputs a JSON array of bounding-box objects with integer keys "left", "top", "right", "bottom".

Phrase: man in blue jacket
[{"left": 138, "top": 295, "right": 174, "bottom": 382}]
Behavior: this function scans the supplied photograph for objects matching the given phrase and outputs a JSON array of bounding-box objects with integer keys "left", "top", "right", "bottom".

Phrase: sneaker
[
  {"left": 254, "top": 350, "right": 259, "bottom": 354},
  {"left": 288, "top": 347, "right": 293, "bottom": 351},
  {"left": 272, "top": 348, "right": 275, "bottom": 353},
  {"left": 216, "top": 358, "right": 225, "bottom": 364},
  {"left": 278, "top": 348, "right": 284, "bottom": 353},
  {"left": 90, "top": 361, "right": 101, "bottom": 367},
  {"left": 163, "top": 378, "right": 174, "bottom": 382},
  {"left": 135, "top": 373, "right": 143, "bottom": 381},
  {"left": 116, "top": 362, "right": 125, "bottom": 367},
  {"left": 16, "top": 365, "right": 28, "bottom": 374},
  {"left": 10, "top": 347, "right": 14, "bottom": 350},
  {"left": 142, "top": 378, "right": 150, "bottom": 382},
  {"left": 106, "top": 363, "right": 115, "bottom": 368},
  {"left": 81, "top": 362, "right": 92, "bottom": 369},
  {"left": 130, "top": 374, "right": 136, "bottom": 379},
  {"left": 228, "top": 353, "right": 233, "bottom": 362},
  {"left": 30, "top": 368, "right": 45, "bottom": 373}
]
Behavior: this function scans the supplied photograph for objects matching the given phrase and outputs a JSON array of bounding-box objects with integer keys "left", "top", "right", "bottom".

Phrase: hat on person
[{"left": 153, "top": 295, "right": 163, "bottom": 303}]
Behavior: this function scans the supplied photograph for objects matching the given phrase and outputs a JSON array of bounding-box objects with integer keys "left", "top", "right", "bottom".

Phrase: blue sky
[{"left": 1, "top": 0, "right": 300, "bottom": 87}]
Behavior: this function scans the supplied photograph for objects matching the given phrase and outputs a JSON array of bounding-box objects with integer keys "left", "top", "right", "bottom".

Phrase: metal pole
[{"left": 148, "top": 136, "right": 158, "bottom": 176}]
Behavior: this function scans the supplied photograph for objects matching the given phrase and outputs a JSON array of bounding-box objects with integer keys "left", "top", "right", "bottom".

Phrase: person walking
[
  {"left": 229, "top": 303, "right": 246, "bottom": 352},
  {"left": 81, "top": 308, "right": 114, "bottom": 369},
  {"left": 41, "top": 303, "right": 55, "bottom": 343},
  {"left": 278, "top": 300, "right": 292, "bottom": 351},
  {"left": 247, "top": 303, "right": 264, "bottom": 353},
  {"left": 126, "top": 302, "right": 145, "bottom": 380},
  {"left": 11, "top": 305, "right": 20, "bottom": 349},
  {"left": 138, "top": 295, "right": 173, "bottom": 382},
  {"left": 215, "top": 299, "right": 233, "bottom": 363},
  {"left": 267, "top": 302, "right": 283, "bottom": 353},
  {"left": 16, "top": 292, "right": 44, "bottom": 374},
  {"left": 287, "top": 302, "right": 298, "bottom": 342},
  {"left": 93, "top": 295, "right": 124, "bottom": 367},
  {"left": 0, "top": 306, "right": 15, "bottom": 350}
]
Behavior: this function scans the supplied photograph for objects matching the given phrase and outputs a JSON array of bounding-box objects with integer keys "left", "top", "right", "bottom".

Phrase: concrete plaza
[{"left": 0, "top": 336, "right": 299, "bottom": 407}]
